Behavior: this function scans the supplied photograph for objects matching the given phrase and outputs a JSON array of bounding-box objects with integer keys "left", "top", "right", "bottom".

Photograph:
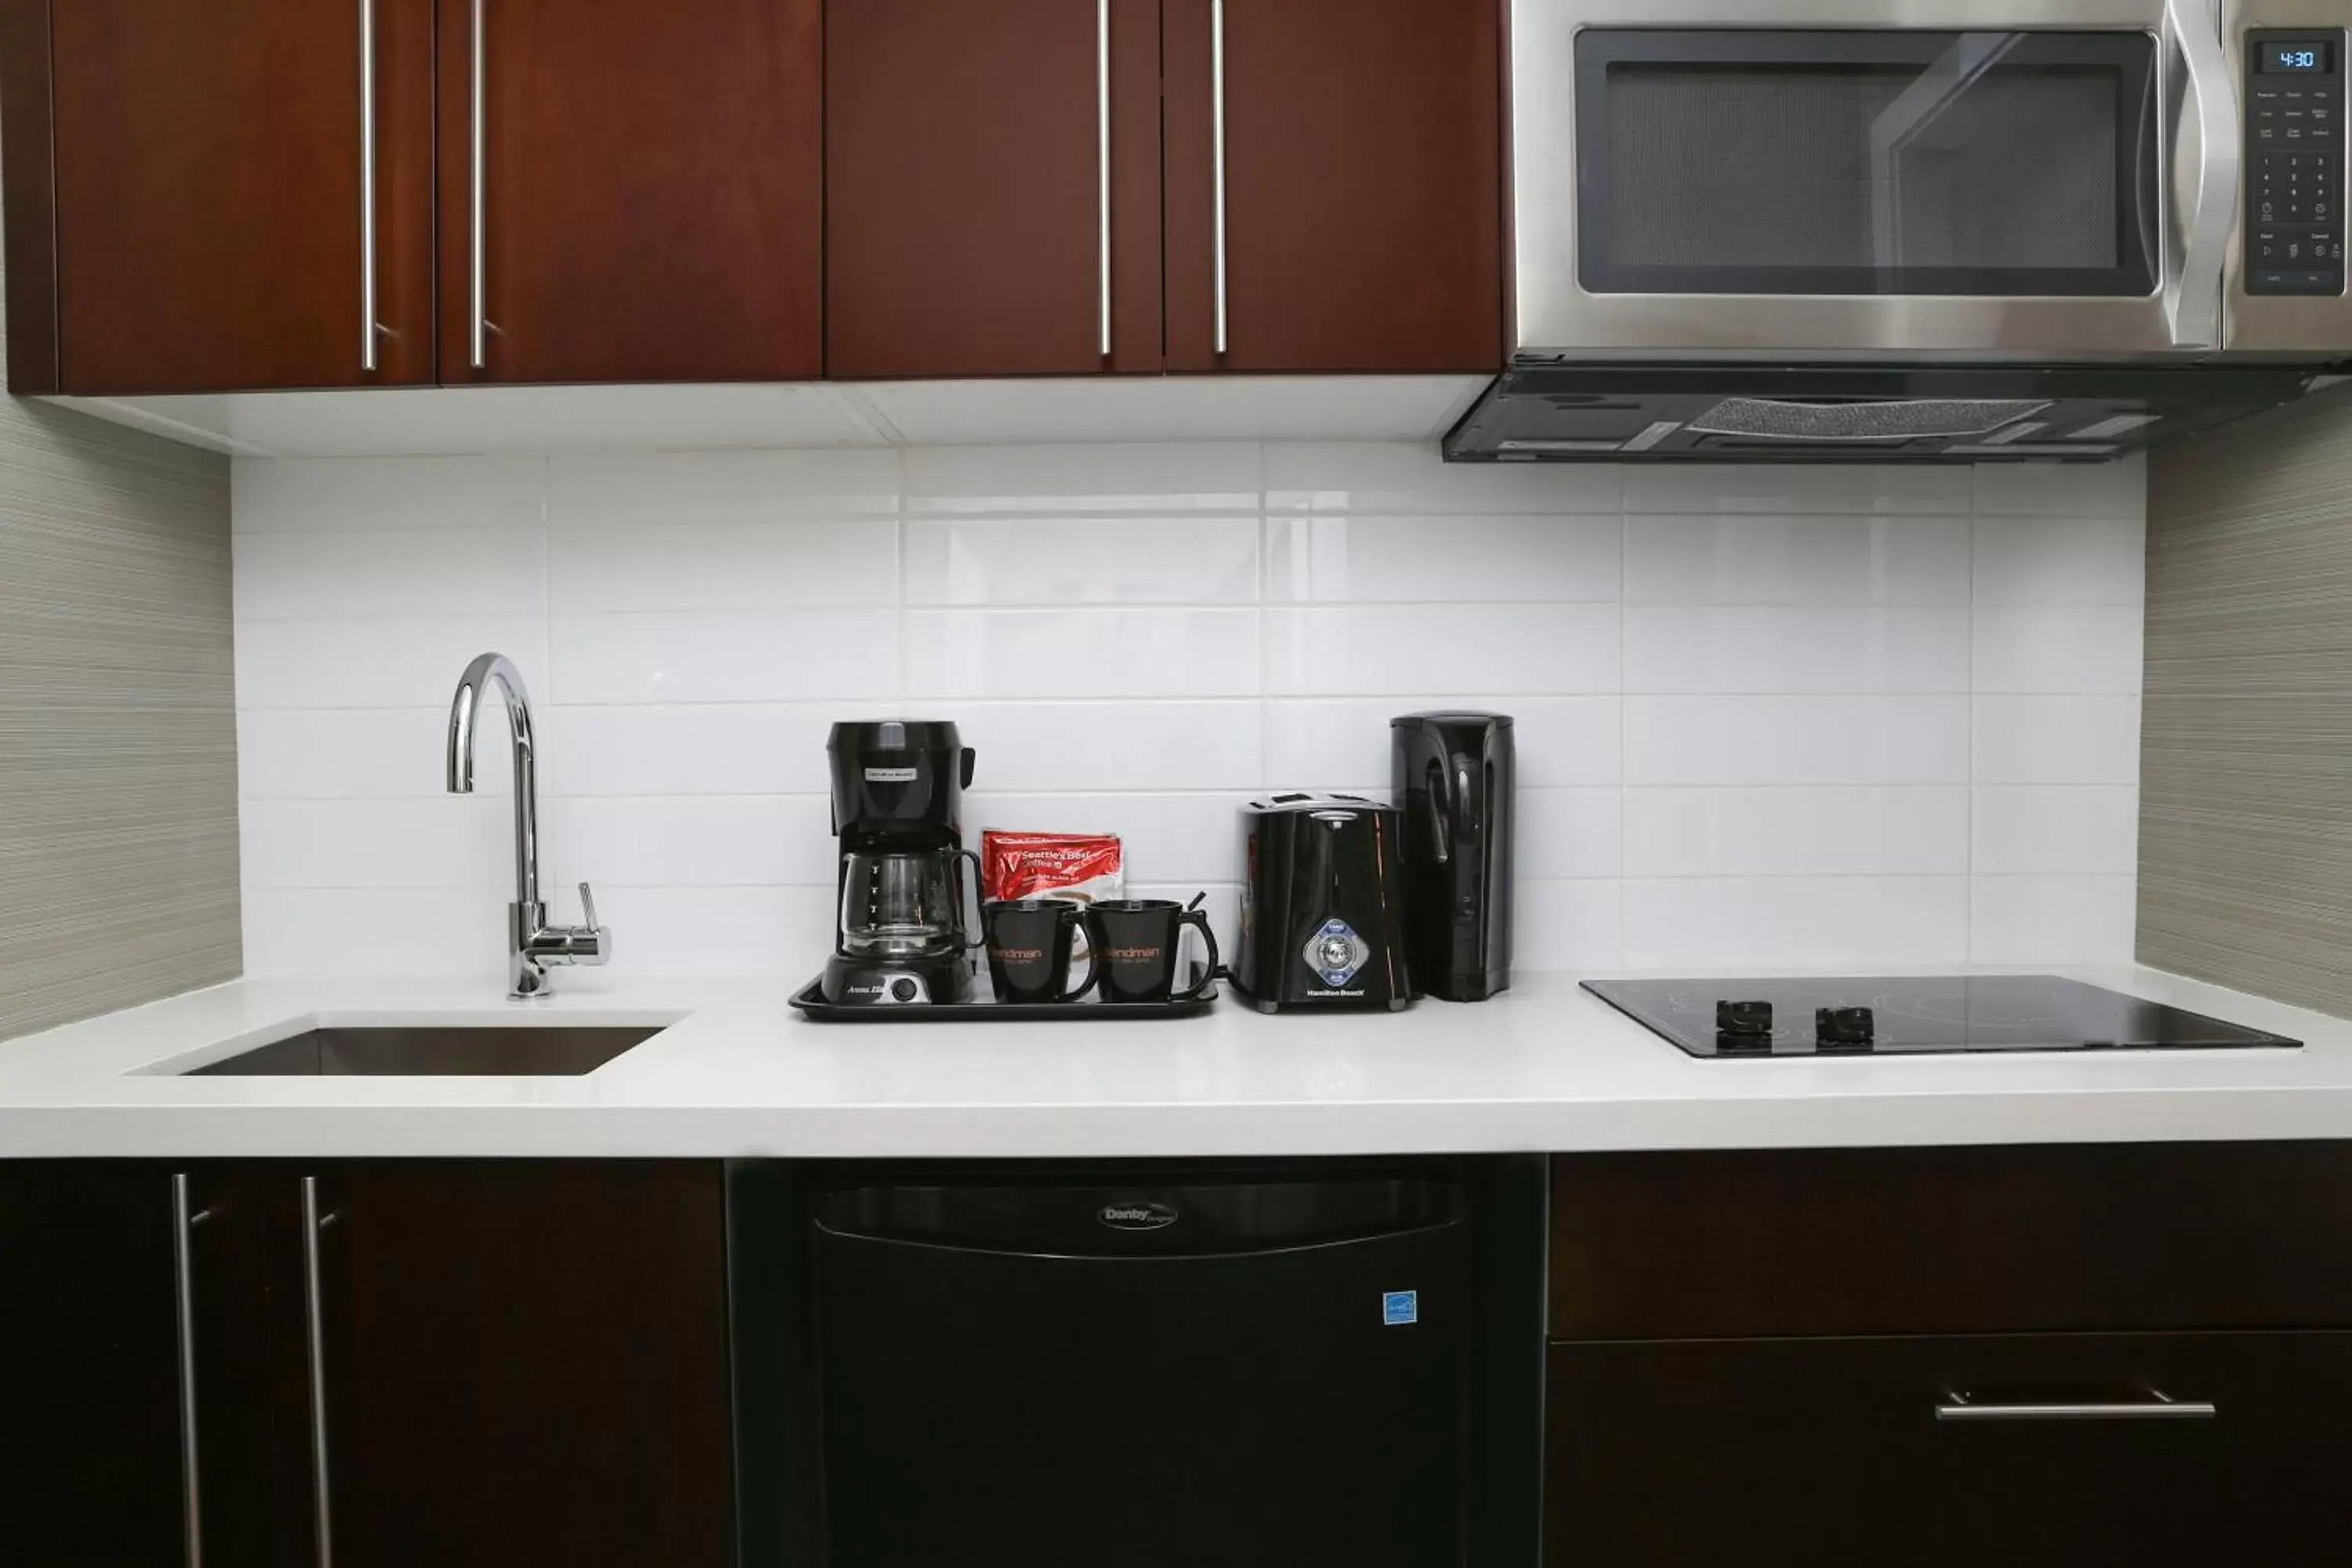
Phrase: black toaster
[{"left": 1232, "top": 793, "right": 1412, "bottom": 1013}]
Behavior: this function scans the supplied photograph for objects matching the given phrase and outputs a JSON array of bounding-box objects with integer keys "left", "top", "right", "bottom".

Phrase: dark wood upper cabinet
[
  {"left": 0, "top": 1165, "right": 187, "bottom": 1566},
  {"left": 318, "top": 1162, "right": 734, "bottom": 1568},
  {"left": 436, "top": 0, "right": 822, "bottom": 384},
  {"left": 826, "top": 0, "right": 1163, "bottom": 378},
  {"left": 16, "top": 0, "right": 435, "bottom": 394},
  {"left": 1164, "top": 0, "right": 1504, "bottom": 373}
]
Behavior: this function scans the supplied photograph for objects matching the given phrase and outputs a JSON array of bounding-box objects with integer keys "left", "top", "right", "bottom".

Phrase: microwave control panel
[{"left": 2247, "top": 31, "right": 2347, "bottom": 295}]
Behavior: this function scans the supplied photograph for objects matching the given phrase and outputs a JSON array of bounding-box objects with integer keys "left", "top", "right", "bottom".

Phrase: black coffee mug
[
  {"left": 983, "top": 898, "right": 1096, "bottom": 1004},
  {"left": 1083, "top": 898, "right": 1220, "bottom": 1004}
]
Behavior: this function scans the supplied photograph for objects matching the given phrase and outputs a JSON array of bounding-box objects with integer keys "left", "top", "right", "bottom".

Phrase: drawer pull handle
[
  {"left": 172, "top": 1174, "right": 205, "bottom": 1568},
  {"left": 1937, "top": 1389, "right": 2216, "bottom": 1422},
  {"left": 358, "top": 0, "right": 378, "bottom": 372},
  {"left": 1097, "top": 0, "right": 1111, "bottom": 359},
  {"left": 303, "top": 1177, "right": 336, "bottom": 1568},
  {"left": 1210, "top": 0, "right": 1227, "bottom": 356}
]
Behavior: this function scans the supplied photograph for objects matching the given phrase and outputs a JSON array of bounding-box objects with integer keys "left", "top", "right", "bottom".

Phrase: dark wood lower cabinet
[
  {"left": 318, "top": 1162, "right": 734, "bottom": 1568},
  {"left": 1548, "top": 1331, "right": 2352, "bottom": 1566},
  {"left": 1, "top": 1161, "right": 732, "bottom": 1568},
  {"left": 0, "top": 1165, "right": 185, "bottom": 1568}
]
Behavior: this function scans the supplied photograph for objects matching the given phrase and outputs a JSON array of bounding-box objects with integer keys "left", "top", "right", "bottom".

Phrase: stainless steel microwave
[{"left": 1508, "top": 0, "right": 2352, "bottom": 360}]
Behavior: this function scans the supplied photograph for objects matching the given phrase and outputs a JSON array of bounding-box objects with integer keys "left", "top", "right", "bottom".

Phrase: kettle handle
[{"left": 1423, "top": 756, "right": 1453, "bottom": 865}]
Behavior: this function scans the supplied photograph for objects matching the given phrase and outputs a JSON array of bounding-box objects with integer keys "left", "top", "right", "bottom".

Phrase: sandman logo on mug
[
  {"left": 1107, "top": 946, "right": 1163, "bottom": 962},
  {"left": 996, "top": 946, "right": 1044, "bottom": 962}
]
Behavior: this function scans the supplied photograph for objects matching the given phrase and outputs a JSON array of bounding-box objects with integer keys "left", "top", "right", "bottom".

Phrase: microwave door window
[{"left": 1574, "top": 30, "right": 2160, "bottom": 298}]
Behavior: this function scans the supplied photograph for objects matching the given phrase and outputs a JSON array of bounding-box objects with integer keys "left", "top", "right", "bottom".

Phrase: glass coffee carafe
[{"left": 839, "top": 846, "right": 982, "bottom": 959}]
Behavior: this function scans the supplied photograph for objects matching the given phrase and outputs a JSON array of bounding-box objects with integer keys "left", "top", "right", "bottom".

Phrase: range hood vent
[
  {"left": 1686, "top": 397, "right": 2051, "bottom": 444},
  {"left": 1446, "top": 365, "right": 2317, "bottom": 464}
]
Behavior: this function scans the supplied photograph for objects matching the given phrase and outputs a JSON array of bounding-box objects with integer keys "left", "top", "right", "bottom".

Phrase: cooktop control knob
[
  {"left": 1817, "top": 1006, "right": 1875, "bottom": 1047},
  {"left": 1716, "top": 1000, "right": 1773, "bottom": 1036}
]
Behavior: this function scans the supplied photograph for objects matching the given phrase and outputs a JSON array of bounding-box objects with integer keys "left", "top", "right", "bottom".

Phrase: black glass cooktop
[{"left": 1582, "top": 975, "right": 2301, "bottom": 1058}]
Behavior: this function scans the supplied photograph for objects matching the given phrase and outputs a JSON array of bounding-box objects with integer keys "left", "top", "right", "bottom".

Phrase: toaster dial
[{"left": 1305, "top": 919, "right": 1372, "bottom": 988}]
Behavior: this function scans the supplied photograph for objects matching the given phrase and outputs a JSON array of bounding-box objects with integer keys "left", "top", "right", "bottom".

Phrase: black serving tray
[{"left": 790, "top": 969, "right": 1218, "bottom": 1022}]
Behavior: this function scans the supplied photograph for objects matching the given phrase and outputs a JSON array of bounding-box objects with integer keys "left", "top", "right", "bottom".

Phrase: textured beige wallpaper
[
  {"left": 0, "top": 166, "right": 239, "bottom": 1040},
  {"left": 2142, "top": 401, "right": 2352, "bottom": 1018}
]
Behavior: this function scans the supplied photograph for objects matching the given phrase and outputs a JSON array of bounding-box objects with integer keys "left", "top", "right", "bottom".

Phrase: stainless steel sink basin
[{"left": 186, "top": 1025, "right": 665, "bottom": 1076}]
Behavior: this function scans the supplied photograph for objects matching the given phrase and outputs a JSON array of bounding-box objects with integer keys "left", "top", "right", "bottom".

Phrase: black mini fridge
[{"left": 728, "top": 1157, "right": 1544, "bottom": 1568}]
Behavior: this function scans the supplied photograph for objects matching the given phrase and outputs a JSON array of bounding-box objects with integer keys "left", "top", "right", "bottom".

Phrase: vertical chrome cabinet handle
[
  {"left": 1210, "top": 0, "right": 1229, "bottom": 356},
  {"left": 172, "top": 1175, "right": 205, "bottom": 1568},
  {"left": 301, "top": 1178, "right": 336, "bottom": 1568},
  {"left": 1098, "top": 0, "right": 1112, "bottom": 359},
  {"left": 358, "top": 0, "right": 377, "bottom": 372},
  {"left": 2164, "top": 0, "right": 2239, "bottom": 349},
  {"left": 470, "top": 0, "right": 488, "bottom": 371}
]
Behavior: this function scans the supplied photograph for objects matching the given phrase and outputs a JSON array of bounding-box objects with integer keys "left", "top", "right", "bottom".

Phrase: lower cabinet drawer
[{"left": 1547, "top": 1331, "right": 2352, "bottom": 1566}]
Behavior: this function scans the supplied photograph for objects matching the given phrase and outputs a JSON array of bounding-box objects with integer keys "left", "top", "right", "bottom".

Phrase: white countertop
[{"left": 2, "top": 967, "right": 2350, "bottom": 1158}]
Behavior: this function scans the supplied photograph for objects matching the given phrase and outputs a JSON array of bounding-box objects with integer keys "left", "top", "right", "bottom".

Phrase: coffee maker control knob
[
  {"left": 1305, "top": 919, "right": 1373, "bottom": 988},
  {"left": 890, "top": 977, "right": 920, "bottom": 1003}
]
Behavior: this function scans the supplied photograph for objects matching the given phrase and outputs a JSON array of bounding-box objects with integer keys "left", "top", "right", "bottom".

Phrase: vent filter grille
[{"left": 1689, "top": 397, "right": 2053, "bottom": 442}]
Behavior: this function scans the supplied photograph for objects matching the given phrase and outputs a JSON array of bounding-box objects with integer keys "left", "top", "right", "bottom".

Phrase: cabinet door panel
[
  {"left": 1548, "top": 1333, "right": 2352, "bottom": 1567},
  {"left": 44, "top": 0, "right": 435, "bottom": 393},
  {"left": 827, "top": 0, "right": 1161, "bottom": 378},
  {"left": 1165, "top": 0, "right": 1502, "bottom": 372},
  {"left": 321, "top": 1162, "right": 732, "bottom": 1568},
  {"left": 187, "top": 1167, "right": 318, "bottom": 1568},
  {"left": 437, "top": 0, "right": 822, "bottom": 383},
  {"left": 0, "top": 1166, "right": 183, "bottom": 1566}
]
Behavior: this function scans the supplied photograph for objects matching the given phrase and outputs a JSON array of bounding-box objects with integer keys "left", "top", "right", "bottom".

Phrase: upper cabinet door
[
  {"left": 827, "top": 0, "right": 1162, "bottom": 379},
  {"left": 437, "top": 0, "right": 822, "bottom": 384},
  {"left": 1164, "top": 0, "right": 1504, "bottom": 373},
  {"left": 31, "top": 0, "right": 435, "bottom": 394}
]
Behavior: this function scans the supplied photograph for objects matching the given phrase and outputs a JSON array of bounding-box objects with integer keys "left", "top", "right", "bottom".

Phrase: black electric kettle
[{"left": 1390, "top": 712, "right": 1514, "bottom": 1001}]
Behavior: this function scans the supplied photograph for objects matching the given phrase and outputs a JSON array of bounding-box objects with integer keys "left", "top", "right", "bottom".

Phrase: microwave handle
[{"left": 2165, "top": 0, "right": 2241, "bottom": 349}]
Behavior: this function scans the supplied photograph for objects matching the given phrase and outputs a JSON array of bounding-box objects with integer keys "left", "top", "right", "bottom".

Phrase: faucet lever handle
[{"left": 578, "top": 880, "right": 600, "bottom": 931}]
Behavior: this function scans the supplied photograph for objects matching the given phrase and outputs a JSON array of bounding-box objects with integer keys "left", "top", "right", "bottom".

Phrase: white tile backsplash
[
  {"left": 1623, "top": 514, "right": 1973, "bottom": 605},
  {"left": 1624, "top": 695, "right": 1972, "bottom": 786},
  {"left": 1623, "top": 788, "right": 1970, "bottom": 877},
  {"left": 548, "top": 519, "right": 899, "bottom": 613},
  {"left": 231, "top": 444, "right": 2147, "bottom": 975},
  {"left": 1264, "top": 604, "right": 1621, "bottom": 695},
  {"left": 1971, "top": 604, "right": 2145, "bottom": 693},
  {"left": 904, "top": 515, "right": 1261, "bottom": 605},
  {"left": 1973, "top": 695, "right": 2144, "bottom": 783},
  {"left": 1265, "top": 514, "right": 1621, "bottom": 603},
  {"left": 548, "top": 610, "right": 901, "bottom": 704},
  {"left": 905, "top": 608, "right": 1260, "bottom": 699},
  {"left": 1623, "top": 606, "right": 1971, "bottom": 694}
]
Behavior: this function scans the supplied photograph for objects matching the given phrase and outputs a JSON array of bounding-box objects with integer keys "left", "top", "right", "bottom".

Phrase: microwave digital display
[{"left": 2262, "top": 42, "right": 2331, "bottom": 73}]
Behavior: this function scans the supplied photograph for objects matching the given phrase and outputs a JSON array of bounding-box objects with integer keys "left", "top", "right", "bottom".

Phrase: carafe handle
[{"left": 956, "top": 848, "right": 987, "bottom": 950}]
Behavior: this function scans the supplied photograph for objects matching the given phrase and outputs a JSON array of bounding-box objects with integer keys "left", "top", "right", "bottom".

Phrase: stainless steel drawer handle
[
  {"left": 358, "top": 0, "right": 378, "bottom": 372},
  {"left": 1936, "top": 1390, "right": 2216, "bottom": 1422},
  {"left": 1210, "top": 0, "right": 1228, "bottom": 356},
  {"left": 469, "top": 0, "right": 488, "bottom": 371},
  {"left": 172, "top": 1174, "right": 207, "bottom": 1568},
  {"left": 1097, "top": 0, "right": 1112, "bottom": 359},
  {"left": 302, "top": 1177, "right": 336, "bottom": 1568}
]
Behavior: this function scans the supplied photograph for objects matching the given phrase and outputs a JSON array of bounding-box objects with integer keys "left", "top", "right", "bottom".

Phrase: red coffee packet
[{"left": 981, "top": 830, "right": 1124, "bottom": 906}]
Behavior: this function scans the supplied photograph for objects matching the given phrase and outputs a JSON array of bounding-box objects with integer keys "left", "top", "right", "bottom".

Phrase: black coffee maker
[
  {"left": 821, "top": 720, "right": 982, "bottom": 1005},
  {"left": 1392, "top": 712, "right": 1515, "bottom": 1001}
]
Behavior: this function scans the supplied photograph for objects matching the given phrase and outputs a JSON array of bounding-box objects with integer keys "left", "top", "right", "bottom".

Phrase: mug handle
[
  {"left": 1173, "top": 907, "right": 1220, "bottom": 1001},
  {"left": 1059, "top": 908, "right": 1099, "bottom": 1002}
]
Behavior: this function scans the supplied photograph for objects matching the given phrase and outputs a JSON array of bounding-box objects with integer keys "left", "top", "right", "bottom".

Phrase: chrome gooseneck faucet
[{"left": 447, "top": 652, "right": 611, "bottom": 997}]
